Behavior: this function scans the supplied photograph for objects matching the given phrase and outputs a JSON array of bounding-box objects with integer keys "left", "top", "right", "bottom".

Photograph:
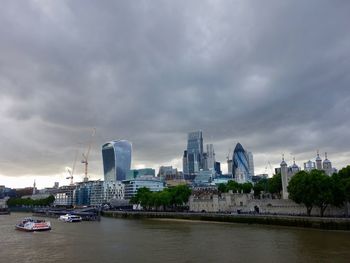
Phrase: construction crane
[
  {"left": 81, "top": 128, "right": 96, "bottom": 182},
  {"left": 66, "top": 150, "right": 78, "bottom": 186}
]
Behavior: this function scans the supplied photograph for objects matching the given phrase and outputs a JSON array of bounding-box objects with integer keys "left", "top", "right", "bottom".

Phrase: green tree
[
  {"left": 288, "top": 171, "right": 314, "bottom": 216},
  {"left": 268, "top": 173, "right": 282, "bottom": 197},
  {"left": 129, "top": 185, "right": 191, "bottom": 211},
  {"left": 169, "top": 185, "right": 192, "bottom": 209},
  {"left": 288, "top": 170, "right": 335, "bottom": 217},
  {"left": 159, "top": 190, "right": 171, "bottom": 211},
  {"left": 310, "top": 170, "right": 333, "bottom": 217},
  {"left": 218, "top": 183, "right": 228, "bottom": 193},
  {"left": 344, "top": 178, "right": 350, "bottom": 203},
  {"left": 332, "top": 166, "right": 350, "bottom": 212},
  {"left": 130, "top": 187, "right": 153, "bottom": 210},
  {"left": 253, "top": 178, "right": 268, "bottom": 196},
  {"left": 338, "top": 165, "right": 350, "bottom": 180},
  {"left": 241, "top": 182, "right": 253, "bottom": 193},
  {"left": 227, "top": 181, "right": 240, "bottom": 192}
]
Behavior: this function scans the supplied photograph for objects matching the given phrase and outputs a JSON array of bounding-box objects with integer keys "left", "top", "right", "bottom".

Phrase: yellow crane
[{"left": 81, "top": 128, "right": 96, "bottom": 182}]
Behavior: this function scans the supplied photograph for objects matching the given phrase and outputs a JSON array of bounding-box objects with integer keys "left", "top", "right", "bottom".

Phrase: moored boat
[
  {"left": 15, "top": 218, "right": 51, "bottom": 232},
  {"left": 59, "top": 214, "right": 82, "bottom": 222}
]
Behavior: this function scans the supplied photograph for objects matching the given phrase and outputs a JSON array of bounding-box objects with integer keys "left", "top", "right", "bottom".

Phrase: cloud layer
[{"left": 0, "top": 0, "right": 349, "bottom": 184}]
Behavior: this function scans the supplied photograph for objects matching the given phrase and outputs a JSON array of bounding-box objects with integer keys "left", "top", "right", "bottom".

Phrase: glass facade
[
  {"left": 186, "top": 131, "right": 204, "bottom": 174},
  {"left": 123, "top": 178, "right": 164, "bottom": 199},
  {"left": 102, "top": 140, "right": 132, "bottom": 182},
  {"left": 232, "top": 143, "right": 251, "bottom": 183},
  {"left": 74, "top": 180, "right": 104, "bottom": 206}
]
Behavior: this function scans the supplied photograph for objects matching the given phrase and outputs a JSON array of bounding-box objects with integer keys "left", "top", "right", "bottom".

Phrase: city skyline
[{"left": 1, "top": 1, "right": 350, "bottom": 188}]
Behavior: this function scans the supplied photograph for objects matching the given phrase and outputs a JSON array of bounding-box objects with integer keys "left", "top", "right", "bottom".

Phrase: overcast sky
[{"left": 0, "top": 0, "right": 349, "bottom": 188}]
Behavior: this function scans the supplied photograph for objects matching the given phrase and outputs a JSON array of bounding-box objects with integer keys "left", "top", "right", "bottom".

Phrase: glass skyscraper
[
  {"left": 102, "top": 140, "right": 132, "bottom": 182},
  {"left": 232, "top": 143, "right": 251, "bottom": 183},
  {"left": 186, "top": 131, "right": 204, "bottom": 175}
]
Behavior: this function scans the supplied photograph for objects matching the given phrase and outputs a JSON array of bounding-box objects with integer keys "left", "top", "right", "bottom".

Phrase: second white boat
[{"left": 59, "top": 214, "right": 82, "bottom": 223}]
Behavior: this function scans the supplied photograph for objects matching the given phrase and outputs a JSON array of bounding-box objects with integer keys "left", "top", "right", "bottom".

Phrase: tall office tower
[
  {"left": 232, "top": 143, "right": 251, "bottom": 183},
  {"left": 182, "top": 150, "right": 188, "bottom": 174},
  {"left": 206, "top": 144, "right": 215, "bottom": 171},
  {"left": 247, "top": 152, "right": 255, "bottom": 177},
  {"left": 315, "top": 151, "right": 322, "bottom": 170},
  {"left": 214, "top": 161, "right": 222, "bottom": 175},
  {"left": 102, "top": 140, "right": 132, "bottom": 182},
  {"left": 202, "top": 152, "right": 208, "bottom": 170},
  {"left": 323, "top": 152, "right": 333, "bottom": 176},
  {"left": 186, "top": 131, "right": 204, "bottom": 175},
  {"left": 227, "top": 159, "right": 233, "bottom": 175}
]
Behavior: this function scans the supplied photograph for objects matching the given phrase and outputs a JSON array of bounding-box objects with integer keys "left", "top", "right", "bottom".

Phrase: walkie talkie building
[{"left": 102, "top": 140, "right": 132, "bottom": 182}]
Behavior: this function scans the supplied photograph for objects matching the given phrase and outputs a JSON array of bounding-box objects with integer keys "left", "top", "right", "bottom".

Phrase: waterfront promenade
[{"left": 103, "top": 210, "right": 350, "bottom": 230}]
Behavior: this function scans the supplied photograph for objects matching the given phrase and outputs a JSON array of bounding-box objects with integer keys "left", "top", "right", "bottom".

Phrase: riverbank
[{"left": 103, "top": 211, "right": 350, "bottom": 230}]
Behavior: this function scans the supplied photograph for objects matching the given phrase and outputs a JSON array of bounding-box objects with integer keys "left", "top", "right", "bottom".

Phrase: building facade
[
  {"left": 74, "top": 180, "right": 104, "bottom": 206},
  {"left": 185, "top": 131, "right": 204, "bottom": 176},
  {"left": 247, "top": 152, "right": 255, "bottom": 177},
  {"left": 123, "top": 178, "right": 164, "bottom": 199},
  {"left": 232, "top": 143, "right": 251, "bottom": 183},
  {"left": 102, "top": 140, "right": 132, "bottom": 182},
  {"left": 205, "top": 144, "right": 215, "bottom": 171},
  {"left": 126, "top": 168, "right": 155, "bottom": 180},
  {"left": 104, "top": 181, "right": 124, "bottom": 203},
  {"left": 54, "top": 186, "right": 75, "bottom": 207}
]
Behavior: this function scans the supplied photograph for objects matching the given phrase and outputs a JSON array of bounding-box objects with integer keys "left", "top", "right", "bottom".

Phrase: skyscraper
[
  {"left": 186, "top": 131, "right": 204, "bottom": 175},
  {"left": 102, "top": 140, "right": 132, "bottom": 182},
  {"left": 232, "top": 143, "right": 251, "bottom": 183},
  {"left": 205, "top": 144, "right": 215, "bottom": 171},
  {"left": 182, "top": 150, "right": 188, "bottom": 175},
  {"left": 247, "top": 152, "right": 254, "bottom": 177}
]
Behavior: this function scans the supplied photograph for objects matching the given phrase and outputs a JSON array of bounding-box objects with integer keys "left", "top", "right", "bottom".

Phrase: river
[{"left": 1, "top": 213, "right": 350, "bottom": 262}]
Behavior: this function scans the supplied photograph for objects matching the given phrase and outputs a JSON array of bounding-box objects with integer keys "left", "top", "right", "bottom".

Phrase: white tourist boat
[
  {"left": 15, "top": 218, "right": 51, "bottom": 232},
  {"left": 59, "top": 214, "right": 82, "bottom": 222}
]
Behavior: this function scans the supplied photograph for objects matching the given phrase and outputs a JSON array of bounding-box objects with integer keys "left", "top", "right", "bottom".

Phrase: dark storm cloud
[{"left": 0, "top": 0, "right": 350, "bottom": 178}]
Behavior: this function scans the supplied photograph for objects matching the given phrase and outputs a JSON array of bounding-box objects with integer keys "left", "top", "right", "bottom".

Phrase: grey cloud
[{"left": 0, "top": 0, "right": 349, "bottom": 179}]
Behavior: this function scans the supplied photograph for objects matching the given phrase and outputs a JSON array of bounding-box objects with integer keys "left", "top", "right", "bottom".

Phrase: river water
[{"left": 1, "top": 213, "right": 350, "bottom": 263}]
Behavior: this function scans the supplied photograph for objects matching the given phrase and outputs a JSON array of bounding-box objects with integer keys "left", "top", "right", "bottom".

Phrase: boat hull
[{"left": 15, "top": 225, "right": 51, "bottom": 232}]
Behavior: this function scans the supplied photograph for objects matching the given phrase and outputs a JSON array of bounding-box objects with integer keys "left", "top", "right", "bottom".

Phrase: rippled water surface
[{"left": 1, "top": 213, "right": 350, "bottom": 263}]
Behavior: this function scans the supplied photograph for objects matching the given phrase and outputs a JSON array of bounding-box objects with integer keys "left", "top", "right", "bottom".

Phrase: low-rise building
[
  {"left": 193, "top": 170, "right": 215, "bottom": 186},
  {"left": 104, "top": 181, "right": 124, "bottom": 202},
  {"left": 123, "top": 178, "right": 164, "bottom": 199},
  {"left": 0, "top": 197, "right": 9, "bottom": 209},
  {"left": 54, "top": 186, "right": 75, "bottom": 207},
  {"left": 75, "top": 180, "right": 104, "bottom": 207}
]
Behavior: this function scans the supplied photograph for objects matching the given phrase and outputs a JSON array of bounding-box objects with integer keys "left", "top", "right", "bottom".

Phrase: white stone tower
[
  {"left": 280, "top": 155, "right": 289, "bottom": 199},
  {"left": 32, "top": 180, "right": 36, "bottom": 195}
]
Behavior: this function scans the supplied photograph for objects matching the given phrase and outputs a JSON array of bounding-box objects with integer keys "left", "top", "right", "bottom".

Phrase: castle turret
[
  {"left": 291, "top": 157, "right": 300, "bottom": 174},
  {"left": 315, "top": 150, "right": 322, "bottom": 170},
  {"left": 280, "top": 155, "right": 289, "bottom": 199},
  {"left": 323, "top": 152, "right": 333, "bottom": 176}
]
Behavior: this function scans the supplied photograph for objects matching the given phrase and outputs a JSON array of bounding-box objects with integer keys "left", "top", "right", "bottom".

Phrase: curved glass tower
[
  {"left": 232, "top": 143, "right": 251, "bottom": 183},
  {"left": 102, "top": 140, "right": 132, "bottom": 182}
]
